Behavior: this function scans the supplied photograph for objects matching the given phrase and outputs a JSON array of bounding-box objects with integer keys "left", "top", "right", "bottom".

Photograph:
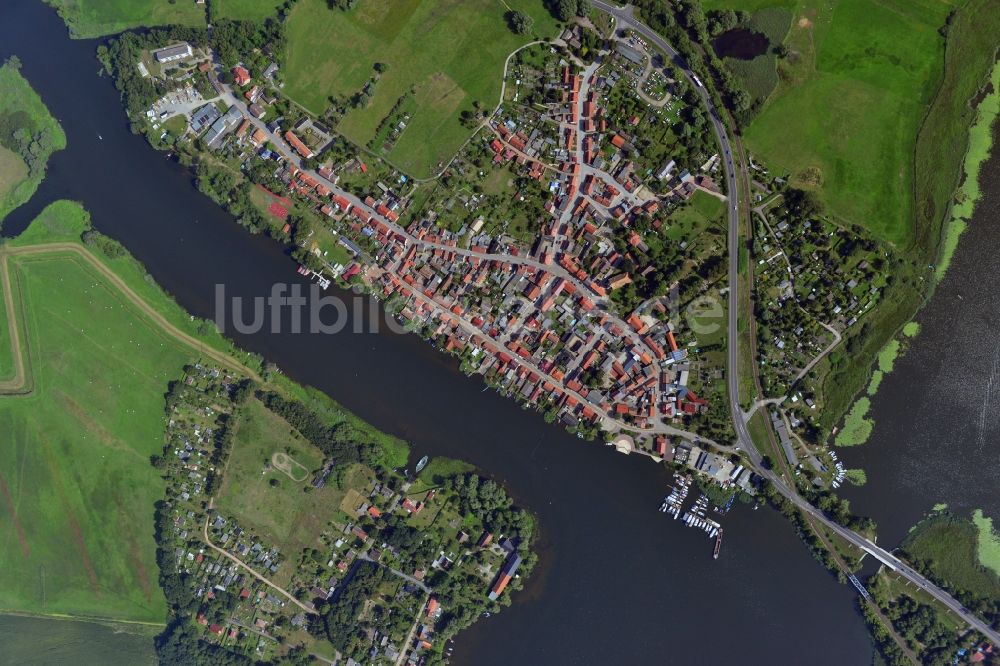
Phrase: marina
[
  {"left": 660, "top": 472, "right": 725, "bottom": 558},
  {"left": 659, "top": 472, "right": 692, "bottom": 518},
  {"left": 296, "top": 264, "right": 331, "bottom": 290}
]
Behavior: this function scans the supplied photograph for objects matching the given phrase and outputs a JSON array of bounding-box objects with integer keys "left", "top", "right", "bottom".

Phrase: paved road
[{"left": 594, "top": 0, "right": 1000, "bottom": 644}]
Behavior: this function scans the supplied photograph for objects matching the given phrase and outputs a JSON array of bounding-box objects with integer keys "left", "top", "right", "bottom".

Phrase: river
[{"left": 0, "top": 1, "right": 874, "bottom": 663}]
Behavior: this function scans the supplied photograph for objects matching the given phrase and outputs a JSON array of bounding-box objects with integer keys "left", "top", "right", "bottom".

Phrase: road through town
[{"left": 593, "top": 0, "right": 1000, "bottom": 644}]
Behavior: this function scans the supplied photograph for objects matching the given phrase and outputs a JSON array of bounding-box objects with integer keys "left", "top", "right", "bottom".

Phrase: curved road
[{"left": 594, "top": 0, "right": 1000, "bottom": 644}]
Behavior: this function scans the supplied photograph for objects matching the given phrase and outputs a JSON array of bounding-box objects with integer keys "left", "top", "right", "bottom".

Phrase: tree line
[{"left": 256, "top": 390, "right": 379, "bottom": 467}]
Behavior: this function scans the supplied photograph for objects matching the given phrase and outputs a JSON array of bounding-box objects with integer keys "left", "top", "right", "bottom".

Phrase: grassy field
[
  {"left": 214, "top": 397, "right": 342, "bottom": 581},
  {"left": 212, "top": 0, "right": 284, "bottom": 22},
  {"left": 903, "top": 513, "right": 1000, "bottom": 600},
  {"left": 0, "top": 613, "right": 157, "bottom": 664},
  {"left": 665, "top": 191, "right": 725, "bottom": 241},
  {"left": 0, "top": 254, "right": 191, "bottom": 622},
  {"left": 0, "top": 147, "right": 29, "bottom": 223},
  {"left": 9, "top": 201, "right": 260, "bottom": 372},
  {"left": 0, "top": 200, "right": 271, "bottom": 625},
  {"left": 282, "top": 0, "right": 560, "bottom": 177},
  {"left": 44, "top": 0, "right": 204, "bottom": 37},
  {"left": 0, "top": 61, "right": 66, "bottom": 225},
  {"left": 711, "top": 0, "right": 952, "bottom": 247}
]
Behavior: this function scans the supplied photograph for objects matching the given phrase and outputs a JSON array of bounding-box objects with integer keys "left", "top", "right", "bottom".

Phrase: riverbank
[
  {"left": 833, "top": 59, "right": 1000, "bottom": 450},
  {"left": 936, "top": 62, "right": 1000, "bottom": 281},
  {"left": 3, "top": 199, "right": 538, "bottom": 662},
  {"left": 818, "top": 0, "right": 1000, "bottom": 440},
  {"left": 0, "top": 57, "right": 65, "bottom": 225},
  {"left": 834, "top": 321, "right": 920, "bottom": 447}
]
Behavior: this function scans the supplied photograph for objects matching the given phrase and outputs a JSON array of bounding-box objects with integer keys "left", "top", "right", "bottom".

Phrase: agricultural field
[
  {"left": 0, "top": 249, "right": 190, "bottom": 621},
  {"left": 0, "top": 199, "right": 265, "bottom": 626},
  {"left": 707, "top": 0, "right": 952, "bottom": 247},
  {"left": 44, "top": 0, "right": 205, "bottom": 37},
  {"left": 282, "top": 0, "right": 560, "bottom": 177},
  {"left": 0, "top": 60, "right": 66, "bottom": 224}
]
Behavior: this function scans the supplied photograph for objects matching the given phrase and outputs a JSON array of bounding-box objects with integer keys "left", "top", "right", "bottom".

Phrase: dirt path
[
  {"left": 0, "top": 242, "right": 261, "bottom": 396},
  {"left": 0, "top": 254, "right": 27, "bottom": 393},
  {"left": 201, "top": 515, "right": 317, "bottom": 616}
]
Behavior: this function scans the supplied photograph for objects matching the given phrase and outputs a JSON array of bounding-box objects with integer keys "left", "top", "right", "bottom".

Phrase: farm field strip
[{"left": 282, "top": 0, "right": 560, "bottom": 177}]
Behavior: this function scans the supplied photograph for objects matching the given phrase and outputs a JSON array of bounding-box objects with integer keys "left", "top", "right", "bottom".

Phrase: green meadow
[
  {"left": 0, "top": 60, "right": 66, "bottom": 225},
  {"left": 282, "top": 0, "right": 560, "bottom": 177},
  {"left": 707, "top": 0, "right": 952, "bottom": 247},
  {"left": 0, "top": 200, "right": 260, "bottom": 624},
  {"left": 44, "top": 0, "right": 205, "bottom": 37},
  {"left": 213, "top": 397, "right": 338, "bottom": 584},
  {"left": 212, "top": 0, "right": 284, "bottom": 22},
  {"left": 0, "top": 253, "right": 187, "bottom": 622}
]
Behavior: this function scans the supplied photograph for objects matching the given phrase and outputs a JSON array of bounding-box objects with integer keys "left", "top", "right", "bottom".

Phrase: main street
[
  {"left": 211, "top": 65, "right": 700, "bottom": 439},
  {"left": 593, "top": 0, "right": 1000, "bottom": 644}
]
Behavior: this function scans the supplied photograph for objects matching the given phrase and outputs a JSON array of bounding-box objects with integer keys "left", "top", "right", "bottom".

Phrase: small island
[
  {"left": 155, "top": 371, "right": 538, "bottom": 665},
  {"left": 0, "top": 56, "right": 66, "bottom": 226}
]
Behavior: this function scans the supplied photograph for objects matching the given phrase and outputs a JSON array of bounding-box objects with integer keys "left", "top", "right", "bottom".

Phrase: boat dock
[
  {"left": 659, "top": 479, "right": 726, "bottom": 559},
  {"left": 658, "top": 472, "right": 692, "bottom": 518}
]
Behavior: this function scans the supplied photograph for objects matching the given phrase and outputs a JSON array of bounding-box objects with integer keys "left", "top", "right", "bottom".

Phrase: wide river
[{"left": 0, "top": 1, "right": 879, "bottom": 663}]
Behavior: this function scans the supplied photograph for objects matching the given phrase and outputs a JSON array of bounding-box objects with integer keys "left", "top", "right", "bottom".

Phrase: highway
[{"left": 593, "top": 0, "right": 1000, "bottom": 644}]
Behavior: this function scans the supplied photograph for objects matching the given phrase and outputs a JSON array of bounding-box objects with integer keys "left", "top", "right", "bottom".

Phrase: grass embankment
[
  {"left": 0, "top": 200, "right": 270, "bottom": 624},
  {"left": 8, "top": 201, "right": 260, "bottom": 373},
  {"left": 903, "top": 513, "right": 1000, "bottom": 601},
  {"left": 0, "top": 216, "right": 194, "bottom": 622},
  {"left": 43, "top": 0, "right": 204, "bottom": 38},
  {"left": 0, "top": 60, "right": 66, "bottom": 225},
  {"left": 282, "top": 0, "right": 559, "bottom": 177}
]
